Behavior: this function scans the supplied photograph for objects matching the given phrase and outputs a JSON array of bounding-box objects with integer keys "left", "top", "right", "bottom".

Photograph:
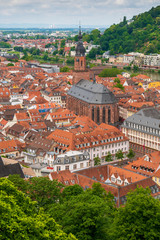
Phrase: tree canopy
[
  {"left": 94, "top": 156, "right": 101, "bottom": 166},
  {"left": 127, "top": 148, "right": 135, "bottom": 161},
  {"left": 83, "top": 6, "right": 160, "bottom": 54},
  {"left": 111, "top": 187, "right": 160, "bottom": 240},
  {"left": 105, "top": 152, "right": 113, "bottom": 162},
  {"left": 0, "top": 178, "right": 76, "bottom": 240},
  {"left": 8, "top": 175, "right": 63, "bottom": 210},
  {"left": 49, "top": 182, "right": 115, "bottom": 240},
  {"left": 3, "top": 175, "right": 160, "bottom": 240},
  {"left": 0, "top": 41, "right": 11, "bottom": 48},
  {"left": 99, "top": 68, "right": 123, "bottom": 77}
]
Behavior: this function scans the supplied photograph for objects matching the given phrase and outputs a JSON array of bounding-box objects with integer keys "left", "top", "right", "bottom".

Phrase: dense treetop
[
  {"left": 1, "top": 175, "right": 160, "bottom": 240},
  {"left": 0, "top": 177, "right": 76, "bottom": 240}
]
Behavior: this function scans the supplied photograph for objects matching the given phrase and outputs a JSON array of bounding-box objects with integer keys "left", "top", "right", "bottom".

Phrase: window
[
  {"left": 103, "top": 107, "right": 105, "bottom": 123},
  {"left": 57, "top": 166, "right": 61, "bottom": 171},
  {"left": 108, "top": 108, "right": 111, "bottom": 123},
  {"left": 92, "top": 107, "right": 94, "bottom": 121},
  {"left": 97, "top": 107, "right": 100, "bottom": 124},
  {"left": 80, "top": 163, "right": 83, "bottom": 168},
  {"left": 111, "top": 177, "right": 115, "bottom": 182},
  {"left": 65, "top": 165, "right": 69, "bottom": 170},
  {"left": 73, "top": 164, "right": 77, "bottom": 170},
  {"left": 117, "top": 179, "right": 121, "bottom": 184}
]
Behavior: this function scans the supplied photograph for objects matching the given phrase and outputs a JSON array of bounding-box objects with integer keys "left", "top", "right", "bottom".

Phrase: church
[{"left": 66, "top": 27, "right": 119, "bottom": 125}]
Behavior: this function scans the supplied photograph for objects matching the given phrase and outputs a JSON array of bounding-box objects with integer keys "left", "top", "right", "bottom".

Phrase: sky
[{"left": 0, "top": 0, "right": 159, "bottom": 28}]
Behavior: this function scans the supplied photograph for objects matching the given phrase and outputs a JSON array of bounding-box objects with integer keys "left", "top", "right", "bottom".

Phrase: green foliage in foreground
[
  {"left": 111, "top": 187, "right": 160, "bottom": 240},
  {"left": 3, "top": 175, "right": 160, "bottom": 240},
  {"left": 8, "top": 175, "right": 64, "bottom": 209},
  {"left": 49, "top": 183, "right": 115, "bottom": 240},
  {"left": 0, "top": 178, "right": 77, "bottom": 240},
  {"left": 99, "top": 68, "right": 123, "bottom": 77}
]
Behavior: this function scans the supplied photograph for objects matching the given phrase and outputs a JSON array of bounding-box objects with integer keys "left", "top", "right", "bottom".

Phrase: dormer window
[
  {"left": 124, "top": 181, "right": 129, "bottom": 186},
  {"left": 111, "top": 177, "right": 115, "bottom": 182},
  {"left": 117, "top": 178, "right": 122, "bottom": 185}
]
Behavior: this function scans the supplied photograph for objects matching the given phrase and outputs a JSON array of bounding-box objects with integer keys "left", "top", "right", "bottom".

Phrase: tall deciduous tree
[
  {"left": 94, "top": 156, "right": 101, "bottom": 166},
  {"left": 111, "top": 187, "right": 160, "bottom": 240},
  {"left": 49, "top": 183, "right": 115, "bottom": 240},
  {"left": 127, "top": 148, "right": 135, "bottom": 162},
  {"left": 0, "top": 178, "right": 77, "bottom": 240},
  {"left": 115, "top": 150, "right": 124, "bottom": 167},
  {"left": 105, "top": 152, "right": 113, "bottom": 162},
  {"left": 8, "top": 175, "right": 63, "bottom": 210}
]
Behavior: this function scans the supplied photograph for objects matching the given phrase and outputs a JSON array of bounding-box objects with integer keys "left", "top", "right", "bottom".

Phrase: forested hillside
[{"left": 82, "top": 5, "right": 160, "bottom": 55}]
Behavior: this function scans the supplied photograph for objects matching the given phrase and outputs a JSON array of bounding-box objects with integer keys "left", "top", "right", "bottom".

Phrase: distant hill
[{"left": 83, "top": 5, "right": 160, "bottom": 55}]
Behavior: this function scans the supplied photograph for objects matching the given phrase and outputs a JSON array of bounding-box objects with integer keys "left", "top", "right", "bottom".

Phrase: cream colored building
[{"left": 122, "top": 108, "right": 160, "bottom": 154}]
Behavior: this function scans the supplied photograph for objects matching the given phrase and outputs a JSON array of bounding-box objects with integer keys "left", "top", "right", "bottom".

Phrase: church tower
[
  {"left": 74, "top": 26, "right": 86, "bottom": 71},
  {"left": 72, "top": 26, "right": 89, "bottom": 85}
]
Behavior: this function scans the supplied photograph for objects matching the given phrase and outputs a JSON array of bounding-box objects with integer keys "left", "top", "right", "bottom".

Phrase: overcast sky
[{"left": 0, "top": 0, "right": 159, "bottom": 27}]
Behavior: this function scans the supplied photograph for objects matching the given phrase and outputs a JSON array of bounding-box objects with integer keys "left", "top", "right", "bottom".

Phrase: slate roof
[
  {"left": 68, "top": 79, "right": 117, "bottom": 104},
  {"left": 122, "top": 107, "right": 160, "bottom": 132},
  {"left": 0, "top": 157, "right": 24, "bottom": 178}
]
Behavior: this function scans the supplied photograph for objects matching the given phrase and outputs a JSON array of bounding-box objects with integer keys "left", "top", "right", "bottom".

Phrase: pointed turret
[{"left": 75, "top": 25, "right": 85, "bottom": 57}]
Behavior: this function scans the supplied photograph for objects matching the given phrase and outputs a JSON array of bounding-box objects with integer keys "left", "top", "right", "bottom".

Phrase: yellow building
[
  {"left": 148, "top": 82, "right": 160, "bottom": 89},
  {"left": 153, "top": 169, "right": 160, "bottom": 186}
]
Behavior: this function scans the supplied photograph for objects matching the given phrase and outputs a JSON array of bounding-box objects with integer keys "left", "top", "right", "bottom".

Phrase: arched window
[
  {"left": 92, "top": 107, "right": 94, "bottom": 121},
  {"left": 103, "top": 107, "right": 105, "bottom": 123},
  {"left": 108, "top": 107, "right": 111, "bottom": 123},
  {"left": 97, "top": 107, "right": 100, "bottom": 124},
  {"left": 81, "top": 60, "right": 83, "bottom": 67}
]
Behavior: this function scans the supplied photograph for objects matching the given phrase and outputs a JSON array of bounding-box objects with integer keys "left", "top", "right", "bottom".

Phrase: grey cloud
[{"left": 0, "top": 0, "right": 159, "bottom": 26}]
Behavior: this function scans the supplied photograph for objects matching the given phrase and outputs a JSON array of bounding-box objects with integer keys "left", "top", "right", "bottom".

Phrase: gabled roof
[{"left": 124, "top": 151, "right": 160, "bottom": 176}]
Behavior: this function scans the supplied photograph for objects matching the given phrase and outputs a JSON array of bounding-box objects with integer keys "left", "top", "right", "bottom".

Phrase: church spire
[
  {"left": 78, "top": 24, "right": 82, "bottom": 41},
  {"left": 75, "top": 24, "right": 85, "bottom": 57}
]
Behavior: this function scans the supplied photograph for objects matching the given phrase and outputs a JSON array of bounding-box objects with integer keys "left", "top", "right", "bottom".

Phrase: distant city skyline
[{"left": 0, "top": 1, "right": 159, "bottom": 28}]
